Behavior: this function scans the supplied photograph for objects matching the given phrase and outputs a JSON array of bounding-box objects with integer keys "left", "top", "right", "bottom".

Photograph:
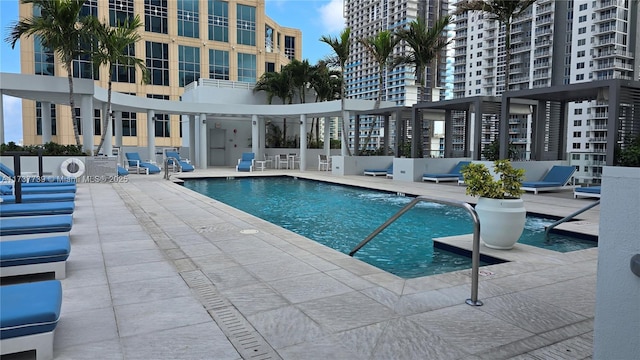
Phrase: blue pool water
[{"left": 184, "top": 177, "right": 596, "bottom": 278}]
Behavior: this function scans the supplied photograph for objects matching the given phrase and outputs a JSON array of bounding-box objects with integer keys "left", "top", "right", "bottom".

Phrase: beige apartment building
[{"left": 18, "top": 0, "right": 301, "bottom": 148}]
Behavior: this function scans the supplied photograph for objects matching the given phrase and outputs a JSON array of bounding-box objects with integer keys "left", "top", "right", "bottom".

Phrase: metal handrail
[
  {"left": 349, "top": 195, "right": 483, "bottom": 306},
  {"left": 545, "top": 200, "right": 600, "bottom": 241}
]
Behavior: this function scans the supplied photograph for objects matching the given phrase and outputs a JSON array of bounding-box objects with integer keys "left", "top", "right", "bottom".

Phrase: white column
[
  {"left": 41, "top": 101, "right": 52, "bottom": 144},
  {"left": 341, "top": 110, "right": 349, "bottom": 156},
  {"left": 251, "top": 114, "right": 259, "bottom": 156},
  {"left": 199, "top": 113, "right": 207, "bottom": 169},
  {"left": 81, "top": 95, "right": 94, "bottom": 154},
  {"left": 324, "top": 117, "right": 330, "bottom": 156},
  {"left": 103, "top": 103, "right": 113, "bottom": 156},
  {"left": 146, "top": 109, "right": 155, "bottom": 161},
  {"left": 299, "top": 114, "right": 307, "bottom": 171},
  {"left": 114, "top": 111, "right": 122, "bottom": 148},
  {"left": 188, "top": 114, "right": 196, "bottom": 163},
  {"left": 0, "top": 92, "right": 4, "bottom": 144}
]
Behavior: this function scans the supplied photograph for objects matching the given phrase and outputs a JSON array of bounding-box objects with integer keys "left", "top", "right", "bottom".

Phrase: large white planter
[{"left": 475, "top": 197, "right": 526, "bottom": 250}]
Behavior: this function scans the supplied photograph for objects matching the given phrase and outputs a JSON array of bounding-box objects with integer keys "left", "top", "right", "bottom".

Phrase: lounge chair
[
  {"left": 521, "top": 165, "right": 577, "bottom": 194},
  {"left": 0, "top": 201, "right": 75, "bottom": 217},
  {"left": 165, "top": 150, "right": 195, "bottom": 172},
  {"left": 236, "top": 152, "right": 255, "bottom": 172},
  {"left": 422, "top": 161, "right": 471, "bottom": 183},
  {"left": 0, "top": 163, "right": 75, "bottom": 183},
  {"left": 0, "top": 214, "right": 73, "bottom": 239},
  {"left": 1, "top": 184, "right": 76, "bottom": 195},
  {"left": 1, "top": 193, "right": 76, "bottom": 204},
  {"left": 364, "top": 163, "right": 393, "bottom": 177},
  {"left": 574, "top": 186, "right": 601, "bottom": 199},
  {"left": 1, "top": 236, "right": 71, "bottom": 279},
  {"left": 1, "top": 280, "right": 62, "bottom": 360},
  {"left": 125, "top": 152, "right": 161, "bottom": 174},
  {"left": 386, "top": 164, "right": 393, "bottom": 179},
  {"left": 117, "top": 165, "right": 129, "bottom": 176}
]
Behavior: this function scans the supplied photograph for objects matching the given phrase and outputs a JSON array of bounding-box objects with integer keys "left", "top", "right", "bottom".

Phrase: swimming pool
[{"left": 184, "top": 177, "right": 596, "bottom": 278}]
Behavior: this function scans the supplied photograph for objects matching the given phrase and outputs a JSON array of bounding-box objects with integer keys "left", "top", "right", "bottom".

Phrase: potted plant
[{"left": 461, "top": 159, "right": 526, "bottom": 249}]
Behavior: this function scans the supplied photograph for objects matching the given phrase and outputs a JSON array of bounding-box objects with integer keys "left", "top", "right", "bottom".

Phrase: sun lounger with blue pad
[
  {"left": 0, "top": 214, "right": 73, "bottom": 239},
  {"left": 521, "top": 165, "right": 577, "bottom": 194},
  {"left": 236, "top": 152, "right": 255, "bottom": 172},
  {"left": 1, "top": 192, "right": 76, "bottom": 204},
  {"left": 364, "top": 163, "right": 393, "bottom": 177},
  {"left": 117, "top": 165, "right": 129, "bottom": 176},
  {"left": 422, "top": 161, "right": 471, "bottom": 183},
  {"left": 0, "top": 201, "right": 75, "bottom": 217},
  {"left": 0, "top": 163, "right": 75, "bottom": 183},
  {"left": 1, "top": 184, "right": 76, "bottom": 195},
  {"left": 1, "top": 280, "right": 62, "bottom": 360},
  {"left": 574, "top": 186, "right": 601, "bottom": 199},
  {"left": 1, "top": 236, "right": 71, "bottom": 279},
  {"left": 165, "top": 150, "right": 195, "bottom": 172},
  {"left": 125, "top": 152, "right": 161, "bottom": 174}
]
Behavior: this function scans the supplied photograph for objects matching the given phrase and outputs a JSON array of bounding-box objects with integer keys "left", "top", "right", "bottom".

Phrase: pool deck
[{"left": 9, "top": 168, "right": 599, "bottom": 359}]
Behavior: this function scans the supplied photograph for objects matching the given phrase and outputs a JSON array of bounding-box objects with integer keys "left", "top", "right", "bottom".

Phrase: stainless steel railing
[{"left": 545, "top": 200, "right": 600, "bottom": 241}]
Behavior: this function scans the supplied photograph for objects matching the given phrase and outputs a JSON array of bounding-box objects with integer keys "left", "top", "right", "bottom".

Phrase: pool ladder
[
  {"left": 544, "top": 200, "right": 600, "bottom": 242},
  {"left": 349, "top": 195, "right": 483, "bottom": 307}
]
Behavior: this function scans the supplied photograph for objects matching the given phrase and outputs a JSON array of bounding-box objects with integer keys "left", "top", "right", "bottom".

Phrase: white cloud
[
  {"left": 2, "top": 95, "right": 23, "bottom": 144},
  {"left": 318, "top": 0, "right": 345, "bottom": 34}
]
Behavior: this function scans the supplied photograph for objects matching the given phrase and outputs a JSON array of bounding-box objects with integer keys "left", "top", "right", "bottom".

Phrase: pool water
[{"left": 184, "top": 177, "right": 596, "bottom": 278}]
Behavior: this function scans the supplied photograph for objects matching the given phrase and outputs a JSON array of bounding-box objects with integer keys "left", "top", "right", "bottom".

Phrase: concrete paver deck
[{"left": 4, "top": 169, "right": 599, "bottom": 359}]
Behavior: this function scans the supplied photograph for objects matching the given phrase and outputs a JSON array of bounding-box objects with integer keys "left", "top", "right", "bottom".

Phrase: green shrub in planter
[{"left": 461, "top": 159, "right": 525, "bottom": 199}]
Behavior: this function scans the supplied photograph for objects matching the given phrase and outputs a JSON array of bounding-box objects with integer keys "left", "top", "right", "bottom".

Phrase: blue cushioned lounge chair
[
  {"left": 0, "top": 201, "right": 75, "bottom": 217},
  {"left": 236, "top": 152, "right": 255, "bottom": 172},
  {"left": 0, "top": 163, "right": 75, "bottom": 184},
  {"left": 0, "top": 214, "right": 73, "bottom": 239},
  {"left": 364, "top": 163, "right": 393, "bottom": 177},
  {"left": 125, "top": 152, "right": 161, "bottom": 174},
  {"left": 117, "top": 165, "right": 129, "bottom": 176},
  {"left": 521, "top": 165, "right": 577, "bottom": 194},
  {"left": 1, "top": 236, "right": 71, "bottom": 279},
  {"left": 422, "top": 161, "right": 471, "bottom": 183},
  {"left": 165, "top": 150, "right": 195, "bottom": 172},
  {"left": 1, "top": 193, "right": 76, "bottom": 204},
  {"left": 1, "top": 184, "right": 76, "bottom": 195},
  {"left": 574, "top": 186, "right": 601, "bottom": 199},
  {"left": 1, "top": 280, "right": 62, "bottom": 360}
]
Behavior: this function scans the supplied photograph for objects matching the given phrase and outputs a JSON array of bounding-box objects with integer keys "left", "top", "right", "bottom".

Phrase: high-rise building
[
  {"left": 344, "top": 0, "right": 450, "bottom": 154},
  {"left": 18, "top": 0, "right": 301, "bottom": 148},
  {"left": 452, "top": 0, "right": 638, "bottom": 182}
]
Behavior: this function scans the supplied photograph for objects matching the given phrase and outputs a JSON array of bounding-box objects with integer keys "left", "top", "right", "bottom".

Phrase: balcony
[{"left": 594, "top": 0, "right": 624, "bottom": 10}]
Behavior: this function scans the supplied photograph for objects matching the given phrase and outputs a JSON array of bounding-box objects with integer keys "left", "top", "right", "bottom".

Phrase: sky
[{"left": 0, "top": 0, "right": 345, "bottom": 144}]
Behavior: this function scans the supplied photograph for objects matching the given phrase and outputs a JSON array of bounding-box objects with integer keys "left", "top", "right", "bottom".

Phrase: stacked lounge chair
[
  {"left": 422, "top": 161, "right": 471, "bottom": 183},
  {"left": 0, "top": 163, "right": 75, "bottom": 183},
  {"left": 574, "top": 186, "right": 601, "bottom": 199}
]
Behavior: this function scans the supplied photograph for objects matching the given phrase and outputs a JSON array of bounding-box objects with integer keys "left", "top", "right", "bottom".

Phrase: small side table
[{"left": 255, "top": 160, "right": 267, "bottom": 171}]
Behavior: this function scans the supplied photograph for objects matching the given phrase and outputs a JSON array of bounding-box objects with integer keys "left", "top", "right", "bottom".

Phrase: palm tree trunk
[
  {"left": 94, "top": 78, "right": 113, "bottom": 155},
  {"left": 67, "top": 64, "right": 82, "bottom": 148},
  {"left": 340, "top": 68, "right": 352, "bottom": 156}
]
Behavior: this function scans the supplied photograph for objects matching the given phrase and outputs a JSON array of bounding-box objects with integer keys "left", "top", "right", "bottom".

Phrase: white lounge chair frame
[
  {"left": 1, "top": 330, "right": 55, "bottom": 360},
  {"left": 573, "top": 187, "right": 601, "bottom": 198},
  {"left": 1, "top": 261, "right": 66, "bottom": 279}
]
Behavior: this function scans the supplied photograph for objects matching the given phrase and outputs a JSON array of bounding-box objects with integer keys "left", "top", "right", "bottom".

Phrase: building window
[
  {"left": 109, "top": 0, "right": 134, "bottom": 26},
  {"left": 574, "top": 120, "right": 582, "bottom": 126},
  {"left": 578, "top": 27, "right": 586, "bottom": 34},
  {"left": 573, "top": 131, "right": 582, "bottom": 137},
  {"left": 122, "top": 112, "right": 137, "bottom": 136},
  {"left": 147, "top": 95, "right": 170, "bottom": 137},
  {"left": 34, "top": 37, "right": 54, "bottom": 76},
  {"left": 146, "top": 41, "right": 169, "bottom": 86},
  {"left": 577, "top": 62, "right": 585, "bottom": 69},
  {"left": 74, "top": 108, "right": 82, "bottom": 135},
  {"left": 94, "top": 109, "right": 102, "bottom": 135},
  {"left": 80, "top": 0, "right": 98, "bottom": 18},
  {"left": 112, "top": 44, "right": 136, "bottom": 83},
  {"left": 577, "top": 39, "right": 586, "bottom": 46},
  {"left": 577, "top": 50, "right": 585, "bottom": 57},
  {"left": 237, "top": 4, "right": 256, "bottom": 46},
  {"left": 572, "top": 154, "right": 581, "bottom": 160},
  {"left": 178, "top": 0, "right": 199, "bottom": 38},
  {"left": 266, "top": 62, "right": 275, "bottom": 73},
  {"left": 284, "top": 35, "right": 295, "bottom": 60},
  {"left": 579, "top": 3, "right": 587, "bottom": 10},
  {"left": 73, "top": 48, "right": 98, "bottom": 80},
  {"left": 579, "top": 15, "right": 587, "bottom": 22},
  {"left": 576, "top": 74, "right": 584, "bottom": 80},
  {"left": 208, "top": 0, "right": 228, "bottom": 42},
  {"left": 178, "top": 45, "right": 200, "bottom": 87},
  {"left": 145, "top": 0, "right": 168, "bottom": 34},
  {"left": 573, "top": 143, "right": 581, "bottom": 149},
  {"left": 35, "top": 102, "right": 56, "bottom": 136},
  {"left": 237, "top": 53, "right": 256, "bottom": 83},
  {"left": 209, "top": 49, "right": 229, "bottom": 80}
]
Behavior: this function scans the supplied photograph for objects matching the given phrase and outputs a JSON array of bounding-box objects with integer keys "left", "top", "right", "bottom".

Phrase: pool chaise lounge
[
  {"left": 0, "top": 201, "right": 75, "bottom": 217},
  {"left": 422, "top": 161, "right": 471, "bottom": 183},
  {"left": 521, "top": 165, "right": 577, "bottom": 195},
  {"left": 0, "top": 280, "right": 62, "bottom": 360},
  {"left": 0, "top": 214, "right": 73, "bottom": 240},
  {"left": 125, "top": 152, "right": 161, "bottom": 174},
  {"left": 165, "top": 150, "right": 195, "bottom": 172},
  {"left": 1, "top": 193, "right": 76, "bottom": 204},
  {"left": 574, "top": 186, "right": 601, "bottom": 198},
  {"left": 364, "top": 164, "right": 393, "bottom": 177},
  {"left": 1, "top": 184, "right": 76, "bottom": 195},
  {"left": 0, "top": 236, "right": 71, "bottom": 279},
  {"left": 0, "top": 163, "right": 75, "bottom": 184}
]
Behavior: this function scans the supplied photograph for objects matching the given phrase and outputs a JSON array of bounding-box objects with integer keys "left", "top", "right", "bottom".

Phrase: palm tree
[
  {"left": 320, "top": 28, "right": 352, "bottom": 156},
  {"left": 7, "top": 0, "right": 92, "bottom": 148},
  {"left": 285, "top": 59, "right": 312, "bottom": 104},
  {"left": 394, "top": 16, "right": 452, "bottom": 103},
  {"left": 359, "top": 30, "right": 400, "bottom": 151},
  {"left": 454, "top": 0, "right": 537, "bottom": 92},
  {"left": 254, "top": 70, "right": 294, "bottom": 145},
  {"left": 309, "top": 60, "right": 341, "bottom": 145},
  {"left": 88, "top": 15, "right": 147, "bottom": 156}
]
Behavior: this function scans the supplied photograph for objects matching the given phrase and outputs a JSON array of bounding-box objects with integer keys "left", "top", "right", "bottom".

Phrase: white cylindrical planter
[{"left": 475, "top": 197, "right": 526, "bottom": 250}]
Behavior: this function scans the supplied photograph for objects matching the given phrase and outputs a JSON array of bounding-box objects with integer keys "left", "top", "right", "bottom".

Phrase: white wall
[{"left": 593, "top": 166, "right": 640, "bottom": 359}]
